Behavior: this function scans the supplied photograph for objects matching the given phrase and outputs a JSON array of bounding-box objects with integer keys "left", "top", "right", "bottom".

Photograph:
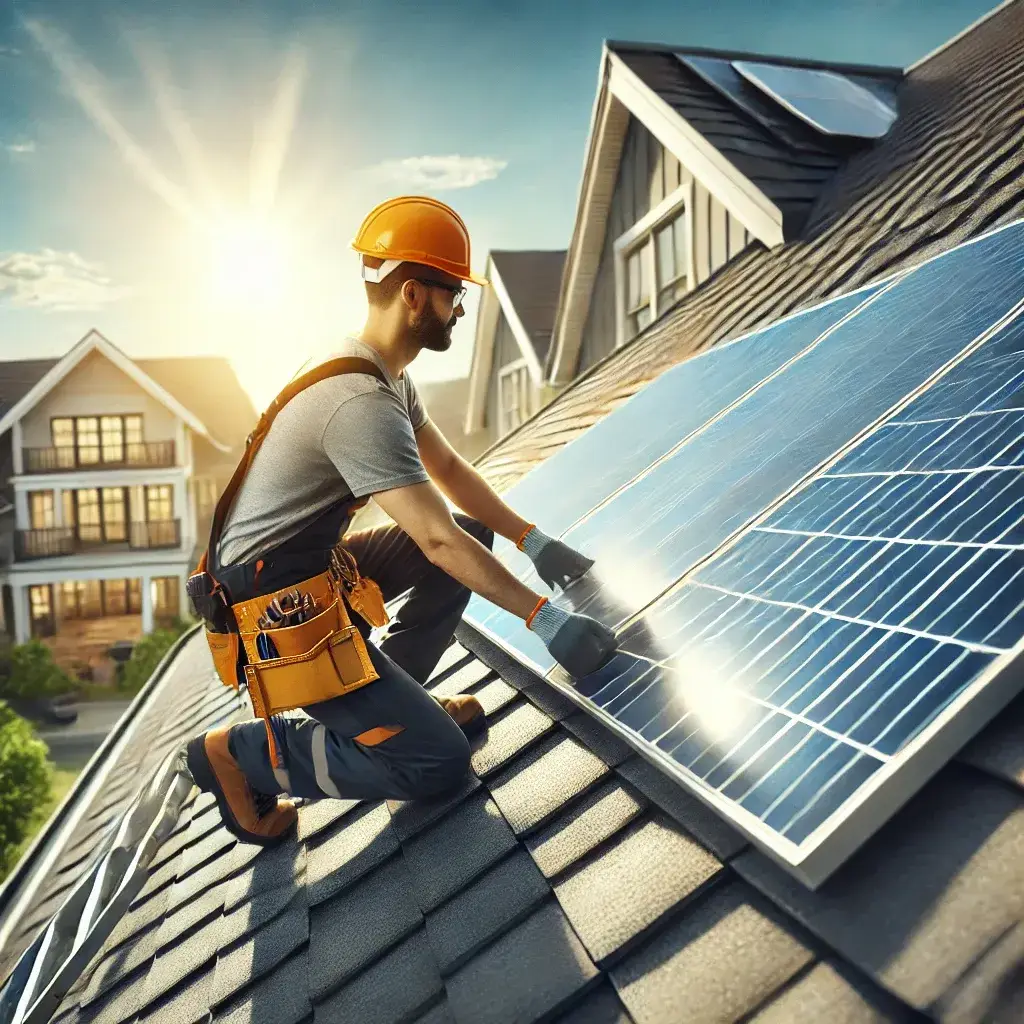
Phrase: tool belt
[{"left": 187, "top": 356, "right": 392, "bottom": 769}]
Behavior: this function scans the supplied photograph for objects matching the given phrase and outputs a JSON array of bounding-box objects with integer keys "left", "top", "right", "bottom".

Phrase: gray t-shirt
[{"left": 217, "top": 337, "right": 429, "bottom": 566}]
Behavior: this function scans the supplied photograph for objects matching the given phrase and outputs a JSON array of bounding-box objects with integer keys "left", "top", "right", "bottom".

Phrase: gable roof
[
  {"left": 465, "top": 250, "right": 566, "bottom": 433},
  {"left": 3, "top": 6, "right": 1024, "bottom": 1023},
  {"left": 502, "top": 0, "right": 1024, "bottom": 490},
  {"left": 0, "top": 337, "right": 257, "bottom": 457},
  {"left": 546, "top": 41, "right": 902, "bottom": 384}
]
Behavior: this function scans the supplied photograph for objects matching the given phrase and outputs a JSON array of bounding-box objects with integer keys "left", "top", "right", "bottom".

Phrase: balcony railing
[
  {"left": 22, "top": 441, "right": 176, "bottom": 474},
  {"left": 15, "top": 519, "right": 181, "bottom": 561}
]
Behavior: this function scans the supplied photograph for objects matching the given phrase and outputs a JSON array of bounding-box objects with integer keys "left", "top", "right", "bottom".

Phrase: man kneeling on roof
[{"left": 180, "top": 195, "right": 617, "bottom": 846}]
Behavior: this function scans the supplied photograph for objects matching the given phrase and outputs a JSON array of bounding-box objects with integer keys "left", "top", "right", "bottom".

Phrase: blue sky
[{"left": 0, "top": 0, "right": 996, "bottom": 409}]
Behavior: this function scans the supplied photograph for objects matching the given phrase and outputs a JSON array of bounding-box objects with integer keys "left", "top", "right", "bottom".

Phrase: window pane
[
  {"left": 76, "top": 417, "right": 100, "bottom": 465},
  {"left": 30, "top": 585, "right": 51, "bottom": 619},
  {"left": 124, "top": 415, "right": 143, "bottom": 445},
  {"left": 128, "top": 578, "right": 142, "bottom": 613},
  {"left": 52, "top": 418, "right": 74, "bottom": 448},
  {"left": 674, "top": 212, "right": 689, "bottom": 279},
  {"left": 102, "top": 488, "right": 127, "bottom": 542},
  {"left": 152, "top": 576, "right": 180, "bottom": 618},
  {"left": 101, "top": 416, "right": 125, "bottom": 463},
  {"left": 146, "top": 485, "right": 173, "bottom": 521},
  {"left": 656, "top": 222, "right": 677, "bottom": 291},
  {"left": 30, "top": 491, "right": 55, "bottom": 530},
  {"left": 82, "top": 580, "right": 102, "bottom": 618},
  {"left": 77, "top": 489, "right": 101, "bottom": 543},
  {"left": 104, "top": 579, "right": 128, "bottom": 616},
  {"left": 62, "top": 491, "right": 76, "bottom": 528},
  {"left": 61, "top": 581, "right": 79, "bottom": 620},
  {"left": 626, "top": 250, "right": 642, "bottom": 309}
]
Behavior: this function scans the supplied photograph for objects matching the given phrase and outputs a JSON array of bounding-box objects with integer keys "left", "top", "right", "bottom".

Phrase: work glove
[
  {"left": 527, "top": 598, "right": 617, "bottom": 678},
  {"left": 518, "top": 525, "right": 594, "bottom": 592}
]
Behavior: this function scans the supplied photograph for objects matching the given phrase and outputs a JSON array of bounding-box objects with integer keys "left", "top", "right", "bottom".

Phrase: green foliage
[
  {"left": 117, "top": 618, "right": 193, "bottom": 695},
  {"left": 0, "top": 640, "right": 76, "bottom": 701},
  {"left": 0, "top": 702, "right": 53, "bottom": 877}
]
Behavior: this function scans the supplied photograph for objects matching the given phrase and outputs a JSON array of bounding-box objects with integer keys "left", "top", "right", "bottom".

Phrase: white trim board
[
  {"left": 546, "top": 44, "right": 786, "bottom": 385},
  {"left": 12, "top": 466, "right": 187, "bottom": 492},
  {"left": 0, "top": 330, "right": 228, "bottom": 453}
]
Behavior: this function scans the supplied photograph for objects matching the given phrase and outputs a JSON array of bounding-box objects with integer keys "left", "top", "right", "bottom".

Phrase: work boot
[
  {"left": 438, "top": 694, "right": 486, "bottom": 736},
  {"left": 184, "top": 726, "right": 297, "bottom": 846}
]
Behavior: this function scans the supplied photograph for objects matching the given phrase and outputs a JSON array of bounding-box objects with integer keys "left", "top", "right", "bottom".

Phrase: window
[
  {"left": 151, "top": 577, "right": 179, "bottom": 622},
  {"left": 29, "top": 491, "right": 56, "bottom": 530},
  {"left": 50, "top": 415, "right": 144, "bottom": 467},
  {"left": 29, "top": 585, "right": 55, "bottom": 636},
  {"left": 498, "top": 359, "right": 534, "bottom": 436},
  {"left": 101, "top": 488, "right": 127, "bottom": 542},
  {"left": 76, "top": 489, "right": 102, "bottom": 543},
  {"left": 146, "top": 484, "right": 173, "bottom": 521},
  {"left": 128, "top": 578, "right": 142, "bottom": 614},
  {"left": 104, "top": 579, "right": 128, "bottom": 616},
  {"left": 614, "top": 183, "right": 694, "bottom": 348},
  {"left": 62, "top": 491, "right": 76, "bottom": 528}
]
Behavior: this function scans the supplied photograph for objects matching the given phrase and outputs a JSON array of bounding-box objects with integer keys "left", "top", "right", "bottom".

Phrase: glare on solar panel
[{"left": 464, "top": 216, "right": 1024, "bottom": 888}]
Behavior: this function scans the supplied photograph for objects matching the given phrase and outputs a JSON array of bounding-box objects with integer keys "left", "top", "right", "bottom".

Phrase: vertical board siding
[{"left": 484, "top": 313, "right": 523, "bottom": 437}]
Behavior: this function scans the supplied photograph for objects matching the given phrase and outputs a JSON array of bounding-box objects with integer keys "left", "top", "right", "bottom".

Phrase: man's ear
[{"left": 399, "top": 278, "right": 420, "bottom": 311}]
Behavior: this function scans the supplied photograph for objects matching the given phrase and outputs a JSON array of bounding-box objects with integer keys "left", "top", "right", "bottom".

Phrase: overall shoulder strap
[{"left": 205, "top": 357, "right": 387, "bottom": 570}]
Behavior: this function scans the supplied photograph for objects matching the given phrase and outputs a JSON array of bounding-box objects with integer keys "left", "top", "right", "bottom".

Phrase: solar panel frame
[{"left": 464, "top": 216, "right": 1024, "bottom": 888}]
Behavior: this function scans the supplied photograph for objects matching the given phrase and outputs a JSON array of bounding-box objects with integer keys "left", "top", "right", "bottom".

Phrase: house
[
  {"left": 0, "top": 330, "right": 255, "bottom": 669},
  {"left": 3, "top": 3, "right": 1024, "bottom": 1023},
  {"left": 465, "top": 250, "right": 566, "bottom": 451}
]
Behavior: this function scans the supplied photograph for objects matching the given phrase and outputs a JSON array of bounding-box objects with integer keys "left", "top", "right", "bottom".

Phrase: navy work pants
[{"left": 226, "top": 515, "right": 493, "bottom": 802}]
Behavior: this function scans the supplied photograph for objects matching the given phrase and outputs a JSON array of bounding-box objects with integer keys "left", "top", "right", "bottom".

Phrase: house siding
[
  {"left": 576, "top": 115, "right": 753, "bottom": 375},
  {"left": 484, "top": 311, "right": 528, "bottom": 438},
  {"left": 21, "top": 350, "right": 179, "bottom": 450}
]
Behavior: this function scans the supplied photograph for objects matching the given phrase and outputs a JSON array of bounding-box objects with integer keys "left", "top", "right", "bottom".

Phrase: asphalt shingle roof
[{"left": 490, "top": 250, "right": 567, "bottom": 364}]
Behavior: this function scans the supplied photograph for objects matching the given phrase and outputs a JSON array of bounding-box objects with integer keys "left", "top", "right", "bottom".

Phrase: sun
[{"left": 207, "top": 213, "right": 289, "bottom": 307}]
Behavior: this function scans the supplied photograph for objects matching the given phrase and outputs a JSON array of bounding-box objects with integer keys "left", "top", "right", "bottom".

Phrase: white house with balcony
[{"left": 0, "top": 330, "right": 255, "bottom": 668}]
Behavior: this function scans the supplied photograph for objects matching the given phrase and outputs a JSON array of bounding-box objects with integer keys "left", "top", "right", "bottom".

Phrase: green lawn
[{"left": 2, "top": 764, "right": 85, "bottom": 884}]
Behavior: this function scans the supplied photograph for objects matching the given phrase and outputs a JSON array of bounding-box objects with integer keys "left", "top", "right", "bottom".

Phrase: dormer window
[{"left": 614, "top": 182, "right": 695, "bottom": 348}]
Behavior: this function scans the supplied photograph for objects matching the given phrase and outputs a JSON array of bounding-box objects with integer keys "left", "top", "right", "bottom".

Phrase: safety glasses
[{"left": 415, "top": 278, "right": 467, "bottom": 308}]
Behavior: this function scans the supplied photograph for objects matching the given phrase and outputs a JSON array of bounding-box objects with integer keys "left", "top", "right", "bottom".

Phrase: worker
[{"left": 181, "top": 195, "right": 616, "bottom": 846}]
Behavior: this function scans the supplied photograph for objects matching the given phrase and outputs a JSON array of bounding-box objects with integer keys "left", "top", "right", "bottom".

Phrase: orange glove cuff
[
  {"left": 525, "top": 596, "right": 548, "bottom": 629},
  {"left": 516, "top": 524, "right": 536, "bottom": 551}
]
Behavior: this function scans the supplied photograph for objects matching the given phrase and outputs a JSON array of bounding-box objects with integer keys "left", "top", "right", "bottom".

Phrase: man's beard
[{"left": 412, "top": 305, "right": 456, "bottom": 353}]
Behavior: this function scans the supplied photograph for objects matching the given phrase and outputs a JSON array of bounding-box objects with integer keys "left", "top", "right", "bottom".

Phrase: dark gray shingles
[
  {"left": 561, "top": 711, "right": 634, "bottom": 767},
  {"left": 308, "top": 854, "right": 423, "bottom": 1001},
  {"left": 138, "top": 908, "right": 224, "bottom": 1010},
  {"left": 221, "top": 839, "right": 305, "bottom": 914},
  {"left": 446, "top": 899, "right": 600, "bottom": 1024},
  {"left": 306, "top": 801, "right": 399, "bottom": 906},
  {"left": 610, "top": 880, "right": 815, "bottom": 1024},
  {"left": 153, "top": 879, "right": 227, "bottom": 955},
  {"left": 174, "top": 825, "right": 238, "bottom": 886},
  {"left": 934, "top": 918, "right": 1024, "bottom": 1024},
  {"left": 750, "top": 962, "right": 915, "bottom": 1023},
  {"left": 554, "top": 815, "right": 724, "bottom": 965},
  {"left": 526, "top": 778, "right": 647, "bottom": 880},
  {"left": 401, "top": 791, "right": 518, "bottom": 912},
  {"left": 79, "top": 965, "right": 150, "bottom": 1024},
  {"left": 412, "top": 1000, "right": 456, "bottom": 1024},
  {"left": 424, "top": 849, "right": 550, "bottom": 974},
  {"left": 313, "top": 928, "right": 443, "bottom": 1024},
  {"left": 734, "top": 766, "right": 1024, "bottom": 1014},
  {"left": 98, "top": 881, "right": 171, "bottom": 957},
  {"left": 210, "top": 891, "right": 309, "bottom": 1009},
  {"left": 427, "top": 641, "right": 474, "bottom": 684},
  {"left": 521, "top": 681, "right": 579, "bottom": 721},
  {"left": 470, "top": 700, "right": 556, "bottom": 777},
  {"left": 488, "top": 731, "right": 610, "bottom": 834},
  {"left": 296, "top": 797, "right": 362, "bottom": 842},
  {"left": 82, "top": 919, "right": 162, "bottom": 1006},
  {"left": 616, "top": 756, "right": 747, "bottom": 860},
  {"left": 387, "top": 771, "right": 483, "bottom": 842},
  {"left": 554, "top": 981, "right": 634, "bottom": 1024},
  {"left": 213, "top": 948, "right": 310, "bottom": 1024},
  {"left": 144, "top": 962, "right": 215, "bottom": 1024},
  {"left": 427, "top": 658, "right": 495, "bottom": 700},
  {"left": 958, "top": 693, "right": 1024, "bottom": 789},
  {"left": 219, "top": 885, "right": 305, "bottom": 952},
  {"left": 471, "top": 677, "right": 518, "bottom": 717}
]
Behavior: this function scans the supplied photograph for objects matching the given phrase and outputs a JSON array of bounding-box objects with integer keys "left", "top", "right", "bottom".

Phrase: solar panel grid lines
[{"left": 464, "top": 215, "right": 1024, "bottom": 888}]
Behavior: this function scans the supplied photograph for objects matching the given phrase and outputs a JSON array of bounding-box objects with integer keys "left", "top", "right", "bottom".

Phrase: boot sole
[{"left": 185, "top": 736, "right": 294, "bottom": 848}]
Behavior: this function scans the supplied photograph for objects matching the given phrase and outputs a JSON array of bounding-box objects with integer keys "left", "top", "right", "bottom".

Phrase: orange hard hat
[{"left": 351, "top": 195, "right": 487, "bottom": 286}]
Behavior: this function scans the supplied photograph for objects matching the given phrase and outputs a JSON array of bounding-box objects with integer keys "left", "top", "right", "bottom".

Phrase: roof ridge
[{"left": 906, "top": 0, "right": 1020, "bottom": 73}]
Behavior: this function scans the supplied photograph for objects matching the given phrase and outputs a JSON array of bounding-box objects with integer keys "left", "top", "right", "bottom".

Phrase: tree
[
  {"left": 0, "top": 640, "right": 76, "bottom": 701},
  {"left": 118, "top": 619, "right": 192, "bottom": 694},
  {"left": 0, "top": 702, "right": 53, "bottom": 877}
]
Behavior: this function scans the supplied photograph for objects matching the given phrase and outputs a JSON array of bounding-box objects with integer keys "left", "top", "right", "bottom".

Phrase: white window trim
[
  {"left": 613, "top": 181, "right": 695, "bottom": 350},
  {"left": 497, "top": 357, "right": 532, "bottom": 436}
]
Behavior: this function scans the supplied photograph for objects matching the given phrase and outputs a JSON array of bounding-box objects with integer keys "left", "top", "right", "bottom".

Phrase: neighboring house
[
  {"left": 4, "top": 6, "right": 1024, "bottom": 1024},
  {"left": 0, "top": 330, "right": 255, "bottom": 667},
  {"left": 465, "top": 250, "right": 565, "bottom": 450}
]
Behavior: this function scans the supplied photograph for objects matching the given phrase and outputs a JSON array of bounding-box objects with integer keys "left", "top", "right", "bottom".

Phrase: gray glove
[
  {"left": 520, "top": 526, "right": 594, "bottom": 591},
  {"left": 528, "top": 599, "right": 616, "bottom": 678}
]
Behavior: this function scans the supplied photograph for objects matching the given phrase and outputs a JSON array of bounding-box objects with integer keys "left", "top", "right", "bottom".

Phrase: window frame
[
  {"left": 50, "top": 414, "right": 145, "bottom": 468},
  {"left": 497, "top": 358, "right": 534, "bottom": 436},
  {"left": 613, "top": 182, "right": 695, "bottom": 350}
]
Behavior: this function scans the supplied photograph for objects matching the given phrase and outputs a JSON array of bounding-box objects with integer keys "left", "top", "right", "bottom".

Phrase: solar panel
[
  {"left": 464, "top": 217, "right": 1024, "bottom": 887},
  {"left": 732, "top": 60, "right": 897, "bottom": 139}
]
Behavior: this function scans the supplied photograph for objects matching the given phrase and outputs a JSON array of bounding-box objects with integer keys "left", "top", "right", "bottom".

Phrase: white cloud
[
  {"left": 4, "top": 141, "right": 35, "bottom": 156},
  {"left": 0, "top": 46, "right": 21, "bottom": 57},
  {"left": 0, "top": 249, "right": 127, "bottom": 311},
  {"left": 370, "top": 154, "right": 508, "bottom": 191}
]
